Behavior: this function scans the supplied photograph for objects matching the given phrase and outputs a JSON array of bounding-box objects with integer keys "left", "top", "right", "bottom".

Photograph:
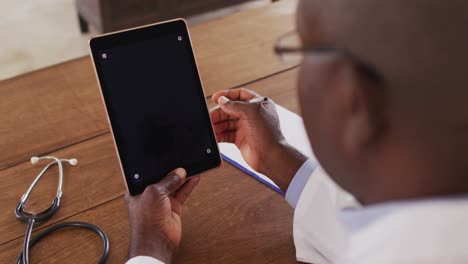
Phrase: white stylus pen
[{"left": 209, "top": 96, "right": 268, "bottom": 112}]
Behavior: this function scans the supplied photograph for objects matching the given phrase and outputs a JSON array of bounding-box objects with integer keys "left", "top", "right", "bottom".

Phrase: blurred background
[{"left": 0, "top": 0, "right": 274, "bottom": 80}]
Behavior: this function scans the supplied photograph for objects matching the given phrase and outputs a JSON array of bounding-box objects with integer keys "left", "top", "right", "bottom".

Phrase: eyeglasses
[{"left": 274, "top": 31, "right": 382, "bottom": 81}]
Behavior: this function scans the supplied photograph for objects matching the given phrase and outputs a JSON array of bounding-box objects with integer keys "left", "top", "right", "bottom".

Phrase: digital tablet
[{"left": 89, "top": 19, "right": 221, "bottom": 196}]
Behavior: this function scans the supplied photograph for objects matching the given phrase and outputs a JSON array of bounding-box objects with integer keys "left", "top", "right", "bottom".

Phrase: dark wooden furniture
[
  {"left": 0, "top": 1, "right": 301, "bottom": 263},
  {"left": 76, "top": 0, "right": 272, "bottom": 33}
]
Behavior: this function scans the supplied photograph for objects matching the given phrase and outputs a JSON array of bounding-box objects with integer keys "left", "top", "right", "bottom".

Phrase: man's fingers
[
  {"left": 226, "top": 88, "right": 259, "bottom": 101},
  {"left": 216, "top": 96, "right": 253, "bottom": 118},
  {"left": 212, "top": 88, "right": 259, "bottom": 104},
  {"left": 210, "top": 107, "right": 232, "bottom": 124},
  {"left": 174, "top": 176, "right": 200, "bottom": 205},
  {"left": 155, "top": 168, "right": 187, "bottom": 196},
  {"left": 170, "top": 176, "right": 201, "bottom": 215},
  {"left": 216, "top": 130, "right": 236, "bottom": 143},
  {"left": 213, "top": 119, "right": 237, "bottom": 134},
  {"left": 124, "top": 193, "right": 133, "bottom": 205},
  {"left": 211, "top": 88, "right": 263, "bottom": 121}
]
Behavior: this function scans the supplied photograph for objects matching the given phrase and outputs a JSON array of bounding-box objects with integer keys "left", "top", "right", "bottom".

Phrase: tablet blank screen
[{"left": 91, "top": 21, "right": 220, "bottom": 195}]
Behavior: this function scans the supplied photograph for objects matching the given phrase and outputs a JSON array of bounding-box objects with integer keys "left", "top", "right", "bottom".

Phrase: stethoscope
[{"left": 15, "top": 156, "right": 110, "bottom": 264}]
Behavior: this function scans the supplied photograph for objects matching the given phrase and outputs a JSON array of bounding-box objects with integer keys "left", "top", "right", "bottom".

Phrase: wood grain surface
[
  {"left": 0, "top": 0, "right": 298, "bottom": 171},
  {"left": 0, "top": 67, "right": 300, "bottom": 263}
]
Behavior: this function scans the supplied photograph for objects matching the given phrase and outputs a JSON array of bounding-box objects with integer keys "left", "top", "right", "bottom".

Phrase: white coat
[{"left": 294, "top": 166, "right": 468, "bottom": 264}]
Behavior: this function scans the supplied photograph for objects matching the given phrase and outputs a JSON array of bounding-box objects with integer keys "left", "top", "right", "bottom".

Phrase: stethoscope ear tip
[
  {"left": 30, "top": 156, "right": 78, "bottom": 166},
  {"left": 68, "top": 159, "right": 78, "bottom": 166},
  {"left": 30, "top": 157, "right": 39, "bottom": 164}
]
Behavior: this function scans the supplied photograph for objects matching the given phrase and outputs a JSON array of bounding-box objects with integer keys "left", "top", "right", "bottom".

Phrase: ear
[
  {"left": 298, "top": 53, "right": 386, "bottom": 162},
  {"left": 335, "top": 57, "right": 386, "bottom": 154}
]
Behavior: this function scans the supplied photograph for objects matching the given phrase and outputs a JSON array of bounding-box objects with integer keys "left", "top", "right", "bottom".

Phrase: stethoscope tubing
[
  {"left": 16, "top": 221, "right": 110, "bottom": 264},
  {"left": 15, "top": 156, "right": 109, "bottom": 264}
]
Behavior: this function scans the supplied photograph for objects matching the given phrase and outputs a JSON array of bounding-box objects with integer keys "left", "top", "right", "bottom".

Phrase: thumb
[
  {"left": 217, "top": 96, "right": 251, "bottom": 118},
  {"left": 156, "top": 168, "right": 187, "bottom": 196}
]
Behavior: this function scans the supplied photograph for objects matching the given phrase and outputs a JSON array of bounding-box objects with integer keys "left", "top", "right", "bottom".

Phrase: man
[{"left": 126, "top": 0, "right": 468, "bottom": 263}]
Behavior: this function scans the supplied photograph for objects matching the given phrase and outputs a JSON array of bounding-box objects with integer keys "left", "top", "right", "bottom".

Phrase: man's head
[{"left": 296, "top": 0, "right": 468, "bottom": 204}]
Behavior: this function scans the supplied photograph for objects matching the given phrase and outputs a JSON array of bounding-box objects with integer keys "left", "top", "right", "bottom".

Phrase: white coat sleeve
[
  {"left": 126, "top": 256, "right": 165, "bottom": 264},
  {"left": 293, "top": 166, "right": 360, "bottom": 264}
]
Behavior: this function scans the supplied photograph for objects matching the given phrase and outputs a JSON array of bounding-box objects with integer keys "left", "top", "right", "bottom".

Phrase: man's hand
[
  {"left": 211, "top": 88, "right": 307, "bottom": 191},
  {"left": 126, "top": 168, "right": 200, "bottom": 263}
]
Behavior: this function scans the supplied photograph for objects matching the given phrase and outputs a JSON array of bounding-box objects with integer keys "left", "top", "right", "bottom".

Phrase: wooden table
[{"left": 0, "top": 1, "right": 302, "bottom": 263}]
